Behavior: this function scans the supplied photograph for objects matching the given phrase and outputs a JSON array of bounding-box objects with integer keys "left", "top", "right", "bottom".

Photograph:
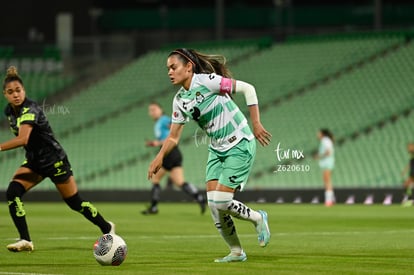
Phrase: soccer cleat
[
  {"left": 108, "top": 221, "right": 116, "bottom": 235},
  {"left": 256, "top": 210, "right": 270, "bottom": 247},
  {"left": 214, "top": 251, "right": 247, "bottom": 263},
  {"left": 7, "top": 239, "right": 34, "bottom": 252},
  {"left": 141, "top": 207, "right": 158, "bottom": 215}
]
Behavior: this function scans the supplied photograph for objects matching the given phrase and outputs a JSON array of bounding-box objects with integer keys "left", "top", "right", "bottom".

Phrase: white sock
[
  {"left": 325, "top": 190, "right": 335, "bottom": 202},
  {"left": 219, "top": 213, "right": 242, "bottom": 255},
  {"left": 207, "top": 191, "right": 242, "bottom": 255},
  {"left": 214, "top": 191, "right": 262, "bottom": 224},
  {"left": 207, "top": 191, "right": 219, "bottom": 222}
]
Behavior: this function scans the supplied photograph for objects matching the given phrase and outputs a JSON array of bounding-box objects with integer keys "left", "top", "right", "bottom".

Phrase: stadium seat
[{"left": 1, "top": 34, "right": 411, "bottom": 191}]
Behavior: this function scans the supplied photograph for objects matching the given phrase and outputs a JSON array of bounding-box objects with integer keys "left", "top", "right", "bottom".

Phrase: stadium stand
[
  {"left": 250, "top": 36, "right": 414, "bottom": 189},
  {"left": 0, "top": 42, "right": 261, "bottom": 190},
  {"left": 0, "top": 45, "right": 73, "bottom": 102},
  {"left": 0, "top": 33, "right": 412, "bottom": 192}
]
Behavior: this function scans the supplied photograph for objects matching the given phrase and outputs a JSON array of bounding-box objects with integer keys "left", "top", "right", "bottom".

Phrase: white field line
[
  {"left": 0, "top": 272, "right": 64, "bottom": 275},
  {"left": 4, "top": 229, "right": 414, "bottom": 241}
]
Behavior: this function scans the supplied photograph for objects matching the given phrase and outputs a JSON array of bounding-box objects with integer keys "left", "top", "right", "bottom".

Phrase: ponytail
[{"left": 169, "top": 48, "right": 232, "bottom": 78}]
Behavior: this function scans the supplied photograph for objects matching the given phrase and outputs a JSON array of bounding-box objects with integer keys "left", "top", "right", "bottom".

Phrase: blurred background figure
[
  {"left": 401, "top": 142, "right": 414, "bottom": 207},
  {"left": 142, "top": 102, "right": 206, "bottom": 215},
  {"left": 315, "top": 129, "right": 335, "bottom": 206}
]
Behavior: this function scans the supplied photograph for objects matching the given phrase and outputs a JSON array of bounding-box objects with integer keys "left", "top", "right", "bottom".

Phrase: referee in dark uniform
[{"left": 1, "top": 66, "right": 114, "bottom": 252}]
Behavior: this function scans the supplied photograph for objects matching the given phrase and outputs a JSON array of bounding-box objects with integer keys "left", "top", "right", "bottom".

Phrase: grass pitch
[{"left": 0, "top": 202, "right": 413, "bottom": 275}]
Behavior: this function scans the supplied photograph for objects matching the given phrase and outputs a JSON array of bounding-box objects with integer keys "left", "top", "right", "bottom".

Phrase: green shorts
[{"left": 206, "top": 138, "right": 256, "bottom": 191}]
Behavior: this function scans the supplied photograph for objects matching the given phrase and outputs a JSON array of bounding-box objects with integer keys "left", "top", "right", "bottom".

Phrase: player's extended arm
[
  {"left": 147, "top": 123, "right": 184, "bottom": 179},
  {"left": 234, "top": 80, "right": 272, "bottom": 146},
  {"left": 0, "top": 124, "right": 33, "bottom": 151},
  {"left": 145, "top": 140, "right": 162, "bottom": 147}
]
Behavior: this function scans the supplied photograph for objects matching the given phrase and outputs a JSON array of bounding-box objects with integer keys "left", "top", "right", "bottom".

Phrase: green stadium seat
[{"left": 1, "top": 34, "right": 411, "bottom": 191}]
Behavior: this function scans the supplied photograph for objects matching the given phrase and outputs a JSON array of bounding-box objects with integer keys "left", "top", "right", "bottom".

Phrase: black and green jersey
[{"left": 5, "top": 98, "right": 66, "bottom": 167}]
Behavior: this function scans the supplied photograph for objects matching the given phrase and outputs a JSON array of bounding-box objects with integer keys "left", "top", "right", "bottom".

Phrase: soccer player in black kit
[{"left": 1, "top": 66, "right": 115, "bottom": 252}]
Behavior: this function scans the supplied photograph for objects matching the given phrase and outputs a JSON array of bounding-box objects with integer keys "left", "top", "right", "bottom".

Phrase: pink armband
[{"left": 220, "top": 77, "right": 233, "bottom": 94}]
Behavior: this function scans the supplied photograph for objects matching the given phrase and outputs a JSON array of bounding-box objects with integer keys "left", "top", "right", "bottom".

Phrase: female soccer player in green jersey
[
  {"left": 148, "top": 48, "right": 272, "bottom": 262},
  {"left": 1, "top": 66, "right": 114, "bottom": 252}
]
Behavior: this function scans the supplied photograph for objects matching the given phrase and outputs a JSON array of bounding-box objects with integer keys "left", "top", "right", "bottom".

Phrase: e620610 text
[{"left": 274, "top": 164, "right": 311, "bottom": 173}]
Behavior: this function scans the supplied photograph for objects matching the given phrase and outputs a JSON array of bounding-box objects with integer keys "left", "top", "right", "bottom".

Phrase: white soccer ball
[{"left": 93, "top": 233, "right": 128, "bottom": 266}]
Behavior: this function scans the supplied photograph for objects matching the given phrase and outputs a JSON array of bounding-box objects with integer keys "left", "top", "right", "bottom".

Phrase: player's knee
[
  {"left": 212, "top": 191, "right": 234, "bottom": 212},
  {"left": 6, "top": 181, "right": 26, "bottom": 201},
  {"left": 207, "top": 190, "right": 216, "bottom": 210},
  {"left": 215, "top": 202, "right": 232, "bottom": 212},
  {"left": 64, "top": 192, "right": 83, "bottom": 211}
]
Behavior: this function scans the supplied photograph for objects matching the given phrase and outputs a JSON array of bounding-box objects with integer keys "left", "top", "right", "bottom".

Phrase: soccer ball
[{"left": 93, "top": 233, "right": 128, "bottom": 266}]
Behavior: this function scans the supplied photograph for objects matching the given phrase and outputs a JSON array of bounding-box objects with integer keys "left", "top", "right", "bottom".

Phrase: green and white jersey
[
  {"left": 172, "top": 73, "right": 254, "bottom": 152},
  {"left": 318, "top": 137, "right": 335, "bottom": 170}
]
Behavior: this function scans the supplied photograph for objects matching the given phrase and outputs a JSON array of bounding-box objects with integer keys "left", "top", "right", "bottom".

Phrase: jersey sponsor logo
[
  {"left": 54, "top": 168, "right": 67, "bottom": 177},
  {"left": 195, "top": 91, "right": 205, "bottom": 103},
  {"left": 182, "top": 101, "right": 188, "bottom": 110},
  {"left": 54, "top": 160, "right": 64, "bottom": 168},
  {"left": 22, "top": 107, "right": 30, "bottom": 114},
  {"left": 229, "top": 175, "right": 237, "bottom": 184},
  {"left": 54, "top": 160, "right": 67, "bottom": 176},
  {"left": 228, "top": 136, "right": 237, "bottom": 143},
  {"left": 190, "top": 107, "right": 201, "bottom": 121},
  {"left": 203, "top": 122, "right": 214, "bottom": 130}
]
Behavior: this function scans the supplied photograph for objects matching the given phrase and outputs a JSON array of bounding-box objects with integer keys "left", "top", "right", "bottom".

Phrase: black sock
[
  {"left": 182, "top": 182, "right": 202, "bottom": 201},
  {"left": 6, "top": 181, "right": 31, "bottom": 241},
  {"left": 64, "top": 193, "right": 111, "bottom": 234},
  {"left": 150, "top": 184, "right": 161, "bottom": 209}
]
